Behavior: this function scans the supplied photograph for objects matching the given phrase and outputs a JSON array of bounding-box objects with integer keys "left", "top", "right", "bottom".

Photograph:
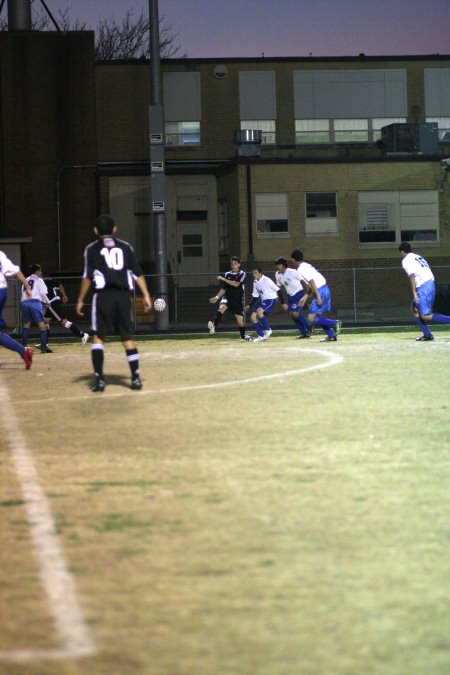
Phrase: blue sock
[
  {"left": 259, "top": 316, "right": 270, "bottom": 331},
  {"left": 416, "top": 317, "right": 431, "bottom": 337},
  {"left": 22, "top": 327, "right": 29, "bottom": 345},
  {"left": 294, "top": 314, "right": 311, "bottom": 333},
  {"left": 314, "top": 316, "right": 336, "bottom": 328},
  {"left": 40, "top": 330, "right": 48, "bottom": 348},
  {"left": 431, "top": 313, "right": 450, "bottom": 324},
  {"left": 252, "top": 322, "right": 264, "bottom": 337},
  {"left": 0, "top": 332, "right": 25, "bottom": 356},
  {"left": 313, "top": 316, "right": 335, "bottom": 337}
]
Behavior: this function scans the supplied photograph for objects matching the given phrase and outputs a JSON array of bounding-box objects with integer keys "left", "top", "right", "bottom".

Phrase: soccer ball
[{"left": 154, "top": 297, "right": 166, "bottom": 312}]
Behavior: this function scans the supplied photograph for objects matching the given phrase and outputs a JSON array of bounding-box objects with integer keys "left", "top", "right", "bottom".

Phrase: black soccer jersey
[
  {"left": 222, "top": 268, "right": 246, "bottom": 304},
  {"left": 44, "top": 278, "right": 61, "bottom": 302},
  {"left": 83, "top": 236, "right": 143, "bottom": 290}
]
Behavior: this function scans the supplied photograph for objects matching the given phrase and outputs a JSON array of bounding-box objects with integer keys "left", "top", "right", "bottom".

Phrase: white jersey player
[
  {"left": 245, "top": 268, "right": 281, "bottom": 342},
  {"left": 399, "top": 241, "right": 450, "bottom": 341},
  {"left": 275, "top": 257, "right": 312, "bottom": 338},
  {"left": 20, "top": 264, "right": 53, "bottom": 353},
  {"left": 290, "top": 250, "right": 342, "bottom": 342},
  {"left": 0, "top": 250, "right": 33, "bottom": 368}
]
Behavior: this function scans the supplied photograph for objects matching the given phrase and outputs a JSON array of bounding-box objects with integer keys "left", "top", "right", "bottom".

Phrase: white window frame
[
  {"left": 358, "top": 190, "right": 439, "bottom": 247},
  {"left": 295, "top": 119, "right": 330, "bottom": 143},
  {"left": 255, "top": 193, "right": 289, "bottom": 238},
  {"left": 296, "top": 117, "right": 407, "bottom": 144}
]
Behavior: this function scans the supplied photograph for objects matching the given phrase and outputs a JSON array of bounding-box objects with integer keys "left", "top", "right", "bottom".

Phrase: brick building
[{"left": 0, "top": 31, "right": 449, "bottom": 310}]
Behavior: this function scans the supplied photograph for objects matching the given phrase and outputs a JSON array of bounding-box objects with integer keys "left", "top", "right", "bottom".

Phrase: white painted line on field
[
  {"left": 0, "top": 376, "right": 96, "bottom": 663},
  {"left": 23, "top": 348, "right": 343, "bottom": 404}
]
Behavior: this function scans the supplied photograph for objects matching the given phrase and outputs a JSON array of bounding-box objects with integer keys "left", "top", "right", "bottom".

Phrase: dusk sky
[{"left": 37, "top": 0, "right": 450, "bottom": 58}]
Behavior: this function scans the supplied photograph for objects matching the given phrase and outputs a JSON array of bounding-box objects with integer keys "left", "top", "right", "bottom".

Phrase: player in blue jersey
[
  {"left": 0, "top": 250, "right": 33, "bottom": 368},
  {"left": 244, "top": 267, "right": 281, "bottom": 342},
  {"left": 399, "top": 242, "right": 450, "bottom": 341}
]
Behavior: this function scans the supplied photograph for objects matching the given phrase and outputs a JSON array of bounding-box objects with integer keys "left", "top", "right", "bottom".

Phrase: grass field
[{"left": 1, "top": 327, "right": 449, "bottom": 675}]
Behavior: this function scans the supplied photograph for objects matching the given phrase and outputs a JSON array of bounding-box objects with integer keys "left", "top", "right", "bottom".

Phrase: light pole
[{"left": 149, "top": 0, "right": 169, "bottom": 330}]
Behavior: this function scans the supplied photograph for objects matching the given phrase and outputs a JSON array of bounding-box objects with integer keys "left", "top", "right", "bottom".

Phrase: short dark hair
[
  {"left": 291, "top": 249, "right": 303, "bottom": 262},
  {"left": 275, "top": 257, "right": 288, "bottom": 267},
  {"left": 95, "top": 214, "right": 116, "bottom": 236},
  {"left": 29, "top": 263, "right": 41, "bottom": 274},
  {"left": 253, "top": 266, "right": 263, "bottom": 274},
  {"left": 230, "top": 256, "right": 240, "bottom": 264},
  {"left": 398, "top": 242, "right": 412, "bottom": 254}
]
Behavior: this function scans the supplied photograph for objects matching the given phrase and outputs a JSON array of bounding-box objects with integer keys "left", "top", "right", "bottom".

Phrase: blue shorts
[
  {"left": 287, "top": 290, "right": 305, "bottom": 313},
  {"left": 21, "top": 299, "right": 45, "bottom": 324},
  {"left": 252, "top": 298, "right": 276, "bottom": 315},
  {"left": 0, "top": 287, "right": 7, "bottom": 328},
  {"left": 309, "top": 285, "right": 332, "bottom": 315},
  {"left": 417, "top": 280, "right": 435, "bottom": 316}
]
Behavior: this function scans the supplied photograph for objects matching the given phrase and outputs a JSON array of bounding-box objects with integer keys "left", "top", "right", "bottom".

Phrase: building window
[
  {"left": 295, "top": 119, "right": 330, "bottom": 143},
  {"left": 334, "top": 119, "right": 368, "bottom": 142},
  {"left": 305, "top": 192, "right": 338, "bottom": 235},
  {"left": 241, "top": 120, "right": 276, "bottom": 145},
  {"left": 165, "top": 121, "right": 200, "bottom": 146},
  {"left": 296, "top": 118, "right": 406, "bottom": 144},
  {"left": 256, "top": 193, "right": 289, "bottom": 237},
  {"left": 358, "top": 191, "right": 438, "bottom": 245},
  {"left": 426, "top": 117, "right": 450, "bottom": 142}
]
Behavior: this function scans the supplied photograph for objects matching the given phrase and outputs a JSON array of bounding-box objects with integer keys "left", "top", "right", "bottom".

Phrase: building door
[{"left": 176, "top": 222, "right": 209, "bottom": 287}]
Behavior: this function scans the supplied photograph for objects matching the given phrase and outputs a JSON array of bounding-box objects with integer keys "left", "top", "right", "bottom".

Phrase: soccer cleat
[
  {"left": 264, "top": 329, "right": 272, "bottom": 338},
  {"left": 244, "top": 334, "right": 253, "bottom": 342},
  {"left": 40, "top": 346, "right": 53, "bottom": 353},
  {"left": 207, "top": 321, "right": 215, "bottom": 334},
  {"left": 81, "top": 332, "right": 89, "bottom": 347},
  {"left": 131, "top": 376, "right": 143, "bottom": 390},
  {"left": 320, "top": 336, "right": 337, "bottom": 342},
  {"left": 253, "top": 335, "right": 268, "bottom": 343},
  {"left": 335, "top": 320, "right": 343, "bottom": 337},
  {"left": 22, "top": 347, "right": 33, "bottom": 370},
  {"left": 416, "top": 335, "right": 434, "bottom": 341},
  {"left": 91, "top": 378, "right": 106, "bottom": 392},
  {"left": 296, "top": 333, "right": 311, "bottom": 339}
]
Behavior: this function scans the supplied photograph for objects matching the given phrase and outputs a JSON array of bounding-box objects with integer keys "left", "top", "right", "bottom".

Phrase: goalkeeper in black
[{"left": 76, "top": 214, "right": 152, "bottom": 392}]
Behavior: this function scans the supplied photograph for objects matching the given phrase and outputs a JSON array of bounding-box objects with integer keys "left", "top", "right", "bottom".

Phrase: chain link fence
[{"left": 5, "top": 266, "right": 450, "bottom": 333}]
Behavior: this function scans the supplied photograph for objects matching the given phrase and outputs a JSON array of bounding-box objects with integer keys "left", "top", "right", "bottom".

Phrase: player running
[
  {"left": 244, "top": 267, "right": 280, "bottom": 342},
  {"left": 275, "top": 257, "right": 312, "bottom": 338}
]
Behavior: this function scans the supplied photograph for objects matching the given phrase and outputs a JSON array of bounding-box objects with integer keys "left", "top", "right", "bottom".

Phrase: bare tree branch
[{"left": 0, "top": 3, "right": 185, "bottom": 60}]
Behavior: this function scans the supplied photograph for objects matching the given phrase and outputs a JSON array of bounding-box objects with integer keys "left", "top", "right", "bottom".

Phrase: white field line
[
  {"left": 0, "top": 376, "right": 96, "bottom": 662},
  {"left": 22, "top": 347, "right": 343, "bottom": 404}
]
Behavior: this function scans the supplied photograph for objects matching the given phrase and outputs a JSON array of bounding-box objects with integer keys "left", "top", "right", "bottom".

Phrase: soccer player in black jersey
[
  {"left": 76, "top": 214, "right": 152, "bottom": 392},
  {"left": 40, "top": 274, "right": 89, "bottom": 347},
  {"left": 207, "top": 256, "right": 250, "bottom": 340}
]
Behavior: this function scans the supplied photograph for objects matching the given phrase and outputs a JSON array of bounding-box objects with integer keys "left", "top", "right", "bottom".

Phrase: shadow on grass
[{"left": 73, "top": 372, "right": 136, "bottom": 390}]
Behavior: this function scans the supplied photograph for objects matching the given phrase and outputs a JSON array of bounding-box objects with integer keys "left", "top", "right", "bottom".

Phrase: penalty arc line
[
  {"left": 23, "top": 348, "right": 344, "bottom": 404},
  {"left": 0, "top": 375, "right": 96, "bottom": 662}
]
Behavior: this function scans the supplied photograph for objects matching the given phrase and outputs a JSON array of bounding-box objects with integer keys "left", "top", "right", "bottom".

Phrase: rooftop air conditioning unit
[
  {"left": 234, "top": 129, "right": 262, "bottom": 157},
  {"left": 380, "top": 123, "right": 438, "bottom": 154}
]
